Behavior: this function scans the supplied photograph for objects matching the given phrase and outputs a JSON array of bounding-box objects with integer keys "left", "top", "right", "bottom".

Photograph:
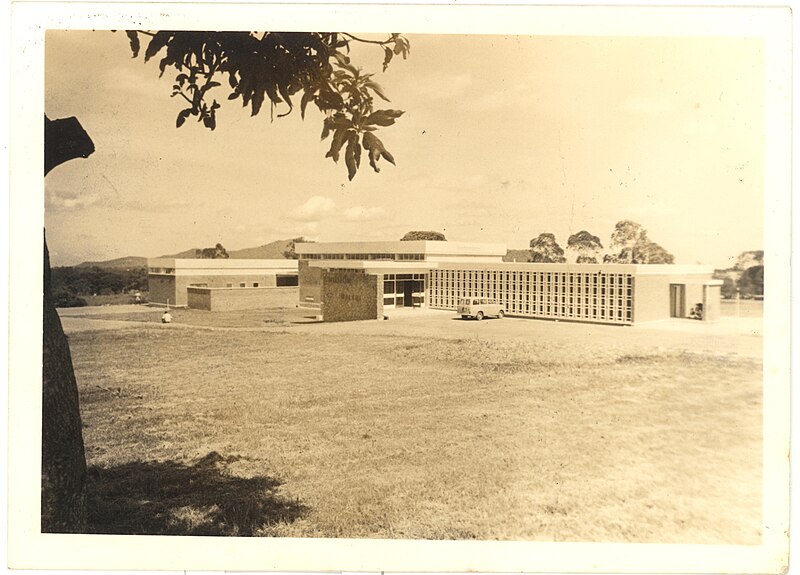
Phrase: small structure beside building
[
  {"left": 147, "top": 258, "right": 298, "bottom": 309},
  {"left": 295, "top": 240, "right": 722, "bottom": 325}
]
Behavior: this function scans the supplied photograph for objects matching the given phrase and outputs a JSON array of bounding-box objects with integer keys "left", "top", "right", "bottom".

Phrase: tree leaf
[
  {"left": 364, "top": 109, "right": 404, "bottom": 127},
  {"left": 345, "top": 134, "right": 359, "bottom": 180},
  {"left": 125, "top": 31, "right": 140, "bottom": 58},
  {"left": 300, "top": 90, "right": 314, "bottom": 120},
  {"left": 277, "top": 82, "right": 294, "bottom": 117},
  {"left": 320, "top": 118, "right": 332, "bottom": 141},
  {"left": 382, "top": 46, "right": 393, "bottom": 72},
  {"left": 381, "top": 147, "right": 395, "bottom": 165},
  {"left": 325, "top": 128, "right": 348, "bottom": 162},
  {"left": 144, "top": 31, "right": 171, "bottom": 62},
  {"left": 251, "top": 82, "right": 265, "bottom": 116},
  {"left": 362, "top": 131, "right": 395, "bottom": 172},
  {"left": 176, "top": 108, "right": 191, "bottom": 128},
  {"left": 364, "top": 80, "right": 390, "bottom": 102},
  {"left": 350, "top": 132, "right": 361, "bottom": 170}
]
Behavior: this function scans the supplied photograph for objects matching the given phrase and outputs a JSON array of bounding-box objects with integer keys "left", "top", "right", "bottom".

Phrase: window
[
  {"left": 253, "top": 283, "right": 259, "bottom": 287},
  {"left": 226, "top": 283, "right": 233, "bottom": 288},
  {"left": 240, "top": 283, "right": 246, "bottom": 288}
]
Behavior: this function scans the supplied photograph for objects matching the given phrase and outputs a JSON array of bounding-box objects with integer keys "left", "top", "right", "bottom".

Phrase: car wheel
[
  {"left": 498, "top": 310, "right": 505, "bottom": 318},
  {"left": 475, "top": 311, "right": 484, "bottom": 321}
]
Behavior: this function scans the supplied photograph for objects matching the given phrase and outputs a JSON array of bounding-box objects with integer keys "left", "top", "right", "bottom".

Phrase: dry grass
[{"left": 70, "top": 316, "right": 762, "bottom": 543}]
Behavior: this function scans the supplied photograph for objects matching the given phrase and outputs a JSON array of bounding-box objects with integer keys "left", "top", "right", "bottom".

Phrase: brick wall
[
  {"left": 187, "top": 286, "right": 299, "bottom": 311},
  {"left": 321, "top": 269, "right": 382, "bottom": 322},
  {"left": 148, "top": 275, "right": 177, "bottom": 306},
  {"left": 149, "top": 272, "right": 292, "bottom": 306}
]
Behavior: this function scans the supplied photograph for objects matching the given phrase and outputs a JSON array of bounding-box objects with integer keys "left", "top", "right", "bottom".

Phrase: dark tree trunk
[
  {"left": 41, "top": 237, "right": 88, "bottom": 532},
  {"left": 41, "top": 115, "right": 94, "bottom": 532}
]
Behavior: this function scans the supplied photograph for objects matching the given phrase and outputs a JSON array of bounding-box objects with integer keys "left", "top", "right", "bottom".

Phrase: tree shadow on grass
[{"left": 86, "top": 451, "right": 307, "bottom": 536}]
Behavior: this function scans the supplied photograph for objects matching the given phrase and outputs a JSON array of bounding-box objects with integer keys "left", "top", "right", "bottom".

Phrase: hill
[
  {"left": 157, "top": 239, "right": 293, "bottom": 260},
  {"left": 229, "top": 239, "right": 293, "bottom": 259},
  {"left": 75, "top": 256, "right": 147, "bottom": 269}
]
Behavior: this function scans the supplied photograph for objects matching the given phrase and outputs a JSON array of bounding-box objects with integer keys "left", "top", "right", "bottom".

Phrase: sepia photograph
[{"left": 8, "top": 2, "right": 792, "bottom": 573}]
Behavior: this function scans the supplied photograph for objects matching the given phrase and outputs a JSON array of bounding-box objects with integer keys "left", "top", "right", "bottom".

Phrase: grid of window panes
[
  {"left": 429, "top": 269, "right": 633, "bottom": 324},
  {"left": 302, "top": 253, "right": 424, "bottom": 261},
  {"left": 383, "top": 273, "right": 427, "bottom": 307}
]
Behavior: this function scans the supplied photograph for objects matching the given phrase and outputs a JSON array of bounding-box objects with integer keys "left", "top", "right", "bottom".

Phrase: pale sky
[{"left": 44, "top": 30, "right": 764, "bottom": 267}]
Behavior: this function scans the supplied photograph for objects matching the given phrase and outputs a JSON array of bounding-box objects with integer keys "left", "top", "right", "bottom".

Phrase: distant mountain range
[
  {"left": 75, "top": 256, "right": 149, "bottom": 269},
  {"left": 75, "top": 239, "right": 294, "bottom": 268}
]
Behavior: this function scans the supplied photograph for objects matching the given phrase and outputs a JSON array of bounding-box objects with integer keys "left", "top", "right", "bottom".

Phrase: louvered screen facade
[{"left": 429, "top": 267, "right": 634, "bottom": 325}]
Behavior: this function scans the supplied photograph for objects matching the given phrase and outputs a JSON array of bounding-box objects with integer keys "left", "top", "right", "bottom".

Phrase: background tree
[
  {"left": 566, "top": 230, "right": 603, "bottom": 264},
  {"left": 733, "top": 250, "right": 764, "bottom": 271},
  {"left": 283, "top": 237, "right": 313, "bottom": 259},
  {"left": 607, "top": 220, "right": 674, "bottom": 264},
  {"left": 633, "top": 238, "right": 675, "bottom": 264},
  {"left": 400, "top": 230, "right": 446, "bottom": 241},
  {"left": 529, "top": 233, "right": 566, "bottom": 263},
  {"left": 720, "top": 276, "right": 737, "bottom": 299},
  {"left": 608, "top": 220, "right": 646, "bottom": 263},
  {"left": 195, "top": 243, "right": 229, "bottom": 259},
  {"left": 127, "top": 31, "right": 410, "bottom": 180},
  {"left": 737, "top": 265, "right": 764, "bottom": 298}
]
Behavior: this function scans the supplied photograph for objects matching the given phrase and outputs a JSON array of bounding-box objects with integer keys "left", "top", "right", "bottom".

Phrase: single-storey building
[
  {"left": 295, "top": 241, "right": 722, "bottom": 325},
  {"left": 147, "top": 258, "right": 299, "bottom": 309}
]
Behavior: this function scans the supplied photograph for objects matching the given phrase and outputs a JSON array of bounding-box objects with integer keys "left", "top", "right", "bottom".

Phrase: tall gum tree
[
  {"left": 43, "top": 31, "right": 410, "bottom": 531},
  {"left": 42, "top": 116, "right": 95, "bottom": 532}
]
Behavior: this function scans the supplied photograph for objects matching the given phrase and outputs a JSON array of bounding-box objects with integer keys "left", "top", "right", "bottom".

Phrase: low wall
[{"left": 187, "top": 286, "right": 299, "bottom": 311}]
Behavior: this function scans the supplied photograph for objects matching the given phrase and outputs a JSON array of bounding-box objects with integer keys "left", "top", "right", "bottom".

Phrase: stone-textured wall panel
[{"left": 321, "top": 270, "right": 381, "bottom": 322}]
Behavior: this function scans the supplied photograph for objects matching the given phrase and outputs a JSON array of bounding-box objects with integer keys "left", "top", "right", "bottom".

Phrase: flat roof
[
  {"left": 148, "top": 258, "right": 298, "bottom": 271},
  {"left": 309, "top": 260, "right": 715, "bottom": 276},
  {"left": 295, "top": 240, "right": 507, "bottom": 257},
  {"left": 434, "top": 262, "right": 716, "bottom": 275},
  {"left": 308, "top": 261, "right": 436, "bottom": 274}
]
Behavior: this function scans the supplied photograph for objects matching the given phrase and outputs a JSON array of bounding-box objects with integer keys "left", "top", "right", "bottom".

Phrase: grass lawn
[{"left": 69, "top": 313, "right": 762, "bottom": 543}]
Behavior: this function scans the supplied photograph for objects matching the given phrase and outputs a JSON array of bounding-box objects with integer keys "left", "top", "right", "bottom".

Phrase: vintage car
[{"left": 457, "top": 297, "right": 505, "bottom": 320}]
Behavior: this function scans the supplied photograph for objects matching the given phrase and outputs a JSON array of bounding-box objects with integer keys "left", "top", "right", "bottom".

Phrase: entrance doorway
[
  {"left": 403, "top": 281, "right": 414, "bottom": 307},
  {"left": 382, "top": 273, "right": 427, "bottom": 308},
  {"left": 669, "top": 284, "right": 686, "bottom": 318}
]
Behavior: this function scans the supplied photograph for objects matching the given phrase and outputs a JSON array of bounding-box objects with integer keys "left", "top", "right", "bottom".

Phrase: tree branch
[{"left": 341, "top": 33, "right": 391, "bottom": 46}]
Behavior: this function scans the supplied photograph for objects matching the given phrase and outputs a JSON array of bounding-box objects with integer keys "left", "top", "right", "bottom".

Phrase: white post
[{"left": 735, "top": 289, "right": 740, "bottom": 332}]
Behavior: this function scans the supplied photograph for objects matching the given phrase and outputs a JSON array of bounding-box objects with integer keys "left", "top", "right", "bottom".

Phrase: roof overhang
[{"left": 308, "top": 260, "right": 437, "bottom": 274}]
